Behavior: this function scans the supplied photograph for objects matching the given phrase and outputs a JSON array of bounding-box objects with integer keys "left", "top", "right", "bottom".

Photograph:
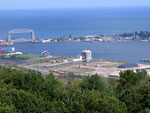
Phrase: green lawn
[{"left": 16, "top": 54, "right": 42, "bottom": 60}]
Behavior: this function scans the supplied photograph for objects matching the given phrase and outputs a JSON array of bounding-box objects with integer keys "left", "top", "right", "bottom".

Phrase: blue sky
[{"left": 0, "top": 0, "right": 150, "bottom": 9}]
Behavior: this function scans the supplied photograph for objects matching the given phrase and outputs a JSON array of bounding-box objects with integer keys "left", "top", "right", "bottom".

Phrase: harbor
[
  {"left": 1, "top": 29, "right": 150, "bottom": 77},
  {"left": 0, "top": 43, "right": 150, "bottom": 78},
  {"left": 2, "top": 29, "right": 150, "bottom": 46}
]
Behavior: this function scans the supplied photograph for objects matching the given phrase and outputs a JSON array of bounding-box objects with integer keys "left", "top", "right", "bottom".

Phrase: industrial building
[{"left": 82, "top": 50, "right": 92, "bottom": 62}]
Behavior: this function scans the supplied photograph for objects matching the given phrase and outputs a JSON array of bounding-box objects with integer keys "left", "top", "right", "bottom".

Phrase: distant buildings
[
  {"left": 6, "top": 52, "right": 22, "bottom": 56},
  {"left": 0, "top": 47, "right": 23, "bottom": 55},
  {"left": 82, "top": 50, "right": 92, "bottom": 62},
  {"left": 0, "top": 40, "right": 13, "bottom": 45},
  {"left": 0, "top": 47, "right": 15, "bottom": 53},
  {"left": 64, "top": 50, "right": 92, "bottom": 63},
  {"left": 41, "top": 39, "right": 52, "bottom": 43}
]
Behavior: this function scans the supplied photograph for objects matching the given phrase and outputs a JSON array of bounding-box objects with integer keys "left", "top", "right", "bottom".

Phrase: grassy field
[
  {"left": 16, "top": 54, "right": 42, "bottom": 60},
  {"left": 67, "top": 67, "right": 94, "bottom": 74},
  {"left": 0, "top": 53, "right": 42, "bottom": 60}
]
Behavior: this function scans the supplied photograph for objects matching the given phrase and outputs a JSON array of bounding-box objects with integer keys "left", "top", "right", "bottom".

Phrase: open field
[
  {"left": 40, "top": 60, "right": 125, "bottom": 77},
  {"left": 67, "top": 67, "right": 94, "bottom": 74},
  {"left": 1, "top": 53, "right": 150, "bottom": 78},
  {"left": 41, "top": 60, "right": 150, "bottom": 77}
]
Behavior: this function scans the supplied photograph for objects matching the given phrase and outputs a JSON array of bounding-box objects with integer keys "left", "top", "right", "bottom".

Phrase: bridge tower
[
  {"left": 31, "top": 31, "right": 35, "bottom": 41},
  {"left": 8, "top": 32, "right": 11, "bottom": 43}
]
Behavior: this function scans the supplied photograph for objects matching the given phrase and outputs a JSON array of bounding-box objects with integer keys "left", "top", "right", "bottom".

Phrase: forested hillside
[{"left": 0, "top": 67, "right": 150, "bottom": 113}]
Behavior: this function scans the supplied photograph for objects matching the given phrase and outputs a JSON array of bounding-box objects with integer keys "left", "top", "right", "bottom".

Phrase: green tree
[
  {"left": 64, "top": 80, "right": 86, "bottom": 113},
  {"left": 117, "top": 70, "right": 148, "bottom": 91},
  {"left": 0, "top": 68, "right": 44, "bottom": 93},
  {"left": 41, "top": 73, "right": 64, "bottom": 101},
  {"left": 82, "top": 90, "right": 127, "bottom": 113},
  {"left": 118, "top": 83, "right": 150, "bottom": 113},
  {"left": 118, "top": 88, "right": 143, "bottom": 113},
  {"left": 0, "top": 87, "right": 51, "bottom": 113},
  {"left": 141, "top": 108, "right": 150, "bottom": 113},
  {"left": 0, "top": 102, "right": 16, "bottom": 113},
  {"left": 80, "top": 74, "right": 107, "bottom": 92},
  {"left": 138, "top": 84, "right": 150, "bottom": 110},
  {"left": 107, "top": 78, "right": 118, "bottom": 90}
]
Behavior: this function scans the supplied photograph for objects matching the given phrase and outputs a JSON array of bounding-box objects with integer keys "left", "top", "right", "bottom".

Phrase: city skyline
[{"left": 0, "top": 0, "right": 150, "bottom": 10}]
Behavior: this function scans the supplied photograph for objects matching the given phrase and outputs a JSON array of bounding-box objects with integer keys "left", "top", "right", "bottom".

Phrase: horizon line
[{"left": 0, "top": 6, "right": 150, "bottom": 11}]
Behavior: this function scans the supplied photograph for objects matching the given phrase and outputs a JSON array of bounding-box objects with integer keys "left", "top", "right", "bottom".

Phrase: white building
[
  {"left": 72, "top": 55, "right": 82, "bottom": 62},
  {"left": 82, "top": 50, "right": 92, "bottom": 62},
  {"left": 41, "top": 39, "right": 52, "bottom": 43},
  {"left": 68, "top": 55, "right": 83, "bottom": 62}
]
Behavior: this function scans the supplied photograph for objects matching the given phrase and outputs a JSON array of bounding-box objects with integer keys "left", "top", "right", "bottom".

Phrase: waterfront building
[
  {"left": 82, "top": 50, "right": 92, "bottom": 62},
  {"left": 41, "top": 51, "right": 49, "bottom": 57},
  {"left": 68, "top": 55, "right": 82, "bottom": 62},
  {"left": 41, "top": 39, "right": 52, "bottom": 43},
  {"left": 0, "top": 47, "right": 15, "bottom": 53},
  {"left": 72, "top": 55, "right": 82, "bottom": 62},
  {"left": 0, "top": 40, "right": 13, "bottom": 45}
]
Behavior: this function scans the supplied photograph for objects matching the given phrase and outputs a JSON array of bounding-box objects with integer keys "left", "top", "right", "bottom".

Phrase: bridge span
[{"left": 8, "top": 29, "right": 35, "bottom": 42}]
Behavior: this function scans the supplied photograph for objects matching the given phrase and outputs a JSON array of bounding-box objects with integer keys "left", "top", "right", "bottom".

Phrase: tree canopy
[{"left": 0, "top": 67, "right": 150, "bottom": 113}]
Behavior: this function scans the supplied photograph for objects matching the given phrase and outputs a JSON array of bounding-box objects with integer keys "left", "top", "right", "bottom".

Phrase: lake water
[
  {"left": 0, "top": 7, "right": 150, "bottom": 64},
  {"left": 8, "top": 41, "right": 150, "bottom": 64},
  {"left": 0, "top": 7, "right": 150, "bottom": 39}
]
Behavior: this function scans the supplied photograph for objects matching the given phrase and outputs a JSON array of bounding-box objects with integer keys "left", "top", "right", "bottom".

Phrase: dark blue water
[
  {"left": 0, "top": 7, "right": 150, "bottom": 39},
  {"left": 8, "top": 41, "right": 150, "bottom": 64}
]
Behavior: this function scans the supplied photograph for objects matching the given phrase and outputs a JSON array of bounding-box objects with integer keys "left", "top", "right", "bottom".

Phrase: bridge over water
[{"left": 8, "top": 29, "right": 35, "bottom": 42}]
